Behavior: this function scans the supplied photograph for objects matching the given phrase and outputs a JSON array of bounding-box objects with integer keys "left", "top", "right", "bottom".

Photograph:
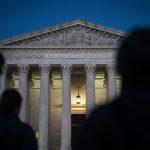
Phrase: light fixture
[
  {"left": 35, "top": 130, "right": 39, "bottom": 139},
  {"left": 76, "top": 75, "right": 81, "bottom": 104}
]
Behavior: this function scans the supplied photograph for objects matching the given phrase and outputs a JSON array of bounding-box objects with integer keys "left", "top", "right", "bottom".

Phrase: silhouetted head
[
  {"left": 117, "top": 28, "right": 150, "bottom": 87},
  {"left": 0, "top": 89, "right": 22, "bottom": 115},
  {"left": 0, "top": 53, "right": 4, "bottom": 74}
]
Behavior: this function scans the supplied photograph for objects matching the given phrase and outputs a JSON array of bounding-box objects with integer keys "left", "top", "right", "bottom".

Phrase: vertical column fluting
[
  {"left": 38, "top": 64, "right": 51, "bottom": 150},
  {"left": 106, "top": 64, "right": 117, "bottom": 101},
  {"left": 18, "top": 64, "right": 29, "bottom": 122},
  {"left": 60, "top": 64, "right": 72, "bottom": 150},
  {"left": 0, "top": 65, "right": 8, "bottom": 95},
  {"left": 85, "top": 64, "right": 96, "bottom": 117}
]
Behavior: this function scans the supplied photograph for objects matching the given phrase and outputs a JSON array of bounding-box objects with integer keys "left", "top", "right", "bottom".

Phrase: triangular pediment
[{"left": 0, "top": 19, "right": 126, "bottom": 47}]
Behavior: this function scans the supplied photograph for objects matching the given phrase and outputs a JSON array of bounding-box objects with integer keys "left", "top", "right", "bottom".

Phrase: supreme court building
[{"left": 0, "top": 19, "right": 126, "bottom": 150}]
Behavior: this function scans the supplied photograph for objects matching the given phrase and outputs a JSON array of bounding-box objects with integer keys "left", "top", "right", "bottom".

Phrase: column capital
[
  {"left": 106, "top": 64, "right": 116, "bottom": 73},
  {"left": 17, "top": 64, "right": 29, "bottom": 74},
  {"left": 39, "top": 64, "right": 51, "bottom": 74},
  {"left": 1, "top": 65, "right": 8, "bottom": 74},
  {"left": 61, "top": 64, "right": 72, "bottom": 74},
  {"left": 85, "top": 64, "right": 96, "bottom": 73}
]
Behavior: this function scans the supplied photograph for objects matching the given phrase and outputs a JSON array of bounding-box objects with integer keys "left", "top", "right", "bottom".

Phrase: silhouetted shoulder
[
  {"left": 17, "top": 121, "right": 37, "bottom": 150},
  {"left": 0, "top": 114, "right": 37, "bottom": 150},
  {"left": 75, "top": 99, "right": 123, "bottom": 150},
  {"left": 89, "top": 98, "right": 121, "bottom": 122}
]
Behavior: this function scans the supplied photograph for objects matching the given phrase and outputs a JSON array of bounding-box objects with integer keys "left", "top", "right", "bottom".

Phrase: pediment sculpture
[{"left": 4, "top": 26, "right": 124, "bottom": 47}]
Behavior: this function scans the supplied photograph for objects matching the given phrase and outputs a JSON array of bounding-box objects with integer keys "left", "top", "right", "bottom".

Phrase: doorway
[{"left": 71, "top": 114, "right": 86, "bottom": 148}]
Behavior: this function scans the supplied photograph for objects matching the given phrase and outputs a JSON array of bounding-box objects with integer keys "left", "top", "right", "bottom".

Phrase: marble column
[
  {"left": 60, "top": 64, "right": 72, "bottom": 150},
  {"left": 85, "top": 64, "right": 96, "bottom": 117},
  {"left": 0, "top": 65, "right": 7, "bottom": 96},
  {"left": 38, "top": 64, "right": 51, "bottom": 150},
  {"left": 106, "top": 64, "right": 117, "bottom": 101},
  {"left": 18, "top": 64, "right": 29, "bottom": 122}
]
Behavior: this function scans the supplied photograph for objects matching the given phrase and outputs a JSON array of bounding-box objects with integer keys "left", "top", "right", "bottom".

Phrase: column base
[
  {"left": 60, "top": 146, "right": 71, "bottom": 150},
  {"left": 39, "top": 145, "right": 48, "bottom": 150}
]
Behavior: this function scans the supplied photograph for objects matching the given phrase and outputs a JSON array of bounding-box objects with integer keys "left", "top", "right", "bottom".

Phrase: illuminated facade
[{"left": 0, "top": 20, "right": 125, "bottom": 150}]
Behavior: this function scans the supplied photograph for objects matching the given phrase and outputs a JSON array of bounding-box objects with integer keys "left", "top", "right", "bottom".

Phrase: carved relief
[
  {"left": 61, "top": 64, "right": 72, "bottom": 74},
  {"left": 85, "top": 64, "right": 96, "bottom": 73},
  {"left": 9, "top": 74, "right": 16, "bottom": 88},
  {"left": 17, "top": 64, "right": 29, "bottom": 74},
  {"left": 28, "top": 72, "right": 35, "bottom": 88},
  {"left": 39, "top": 64, "right": 51, "bottom": 74},
  {"left": 6, "top": 25, "right": 124, "bottom": 46}
]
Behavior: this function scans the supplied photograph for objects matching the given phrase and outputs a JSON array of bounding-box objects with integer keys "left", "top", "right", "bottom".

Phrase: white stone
[
  {"left": 0, "top": 65, "right": 8, "bottom": 95},
  {"left": 85, "top": 64, "right": 96, "bottom": 116},
  {"left": 0, "top": 19, "right": 126, "bottom": 150},
  {"left": 18, "top": 64, "right": 29, "bottom": 122},
  {"left": 38, "top": 64, "right": 51, "bottom": 150},
  {"left": 106, "top": 64, "right": 117, "bottom": 101},
  {"left": 60, "top": 64, "right": 72, "bottom": 150}
]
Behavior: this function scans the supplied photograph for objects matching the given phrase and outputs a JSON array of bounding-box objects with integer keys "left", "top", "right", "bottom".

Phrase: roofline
[
  {"left": 0, "top": 19, "right": 127, "bottom": 46},
  {"left": 0, "top": 45, "right": 120, "bottom": 49}
]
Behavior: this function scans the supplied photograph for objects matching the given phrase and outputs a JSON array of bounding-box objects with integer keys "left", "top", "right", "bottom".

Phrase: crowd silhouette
[
  {"left": 74, "top": 28, "right": 150, "bottom": 150},
  {"left": 1, "top": 28, "right": 150, "bottom": 150},
  {"left": 0, "top": 53, "right": 37, "bottom": 150},
  {"left": 0, "top": 53, "right": 4, "bottom": 74}
]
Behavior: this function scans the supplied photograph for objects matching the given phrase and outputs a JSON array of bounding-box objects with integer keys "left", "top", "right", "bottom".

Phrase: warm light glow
[
  {"left": 76, "top": 95, "right": 81, "bottom": 104},
  {"left": 35, "top": 130, "right": 39, "bottom": 139},
  {"left": 76, "top": 75, "right": 81, "bottom": 104}
]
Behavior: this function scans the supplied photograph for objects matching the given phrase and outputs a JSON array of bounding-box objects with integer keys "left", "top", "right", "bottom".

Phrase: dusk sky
[{"left": 0, "top": 0, "right": 150, "bottom": 40}]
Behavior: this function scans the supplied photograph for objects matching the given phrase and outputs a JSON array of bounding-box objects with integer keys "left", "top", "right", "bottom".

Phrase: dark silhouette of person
[
  {"left": 73, "top": 28, "right": 150, "bottom": 150},
  {"left": 0, "top": 53, "right": 4, "bottom": 75},
  {"left": 0, "top": 89, "right": 38, "bottom": 150}
]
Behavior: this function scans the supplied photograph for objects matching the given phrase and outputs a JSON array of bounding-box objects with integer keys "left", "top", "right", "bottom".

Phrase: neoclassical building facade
[{"left": 0, "top": 19, "right": 126, "bottom": 150}]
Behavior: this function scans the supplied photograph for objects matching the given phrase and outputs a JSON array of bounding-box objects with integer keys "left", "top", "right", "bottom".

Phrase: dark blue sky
[{"left": 0, "top": 0, "right": 150, "bottom": 40}]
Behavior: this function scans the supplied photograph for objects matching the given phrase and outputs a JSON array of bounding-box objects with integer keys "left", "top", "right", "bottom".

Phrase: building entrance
[{"left": 71, "top": 114, "right": 86, "bottom": 148}]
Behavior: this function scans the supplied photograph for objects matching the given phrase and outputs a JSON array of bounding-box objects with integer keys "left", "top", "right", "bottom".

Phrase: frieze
[
  {"left": 0, "top": 47, "right": 117, "bottom": 65},
  {"left": 4, "top": 25, "right": 124, "bottom": 47},
  {"left": 0, "top": 48, "right": 117, "bottom": 54},
  {"left": 3, "top": 52, "right": 44, "bottom": 59},
  {"left": 85, "top": 64, "right": 96, "bottom": 73},
  {"left": 2, "top": 52, "right": 115, "bottom": 60}
]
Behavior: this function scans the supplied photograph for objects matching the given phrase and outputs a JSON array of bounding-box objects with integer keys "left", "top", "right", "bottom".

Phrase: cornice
[
  {"left": 0, "top": 47, "right": 118, "bottom": 53},
  {"left": 0, "top": 19, "right": 127, "bottom": 46},
  {"left": 0, "top": 45, "right": 118, "bottom": 49}
]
